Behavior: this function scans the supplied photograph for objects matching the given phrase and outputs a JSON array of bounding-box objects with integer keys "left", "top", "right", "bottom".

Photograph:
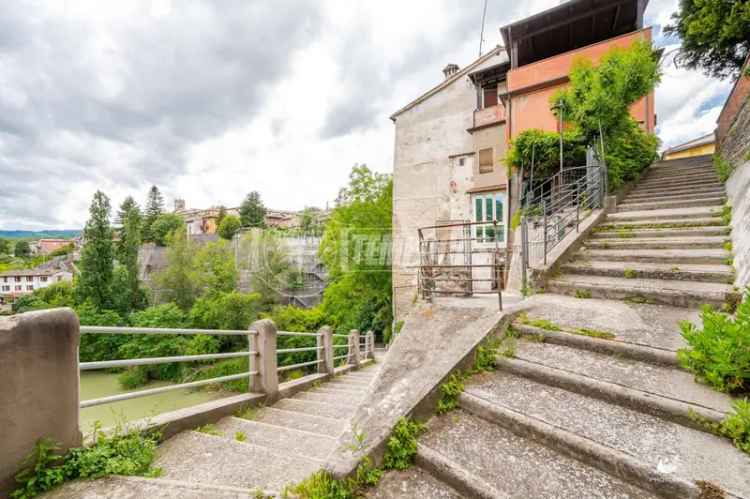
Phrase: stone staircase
[
  {"left": 546, "top": 155, "right": 737, "bottom": 308},
  {"left": 46, "top": 364, "right": 381, "bottom": 498}
]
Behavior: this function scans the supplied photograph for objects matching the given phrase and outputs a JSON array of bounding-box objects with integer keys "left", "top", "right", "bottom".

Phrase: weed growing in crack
[
  {"left": 623, "top": 268, "right": 637, "bottom": 279},
  {"left": 575, "top": 290, "right": 592, "bottom": 299},
  {"left": 437, "top": 373, "right": 466, "bottom": 414},
  {"left": 196, "top": 424, "right": 222, "bottom": 436}
]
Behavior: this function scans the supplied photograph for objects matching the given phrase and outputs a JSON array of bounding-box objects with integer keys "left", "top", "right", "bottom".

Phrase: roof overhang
[{"left": 500, "top": 0, "right": 648, "bottom": 68}]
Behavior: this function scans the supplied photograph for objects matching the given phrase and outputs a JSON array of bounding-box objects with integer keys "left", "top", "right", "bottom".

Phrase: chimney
[
  {"left": 174, "top": 198, "right": 185, "bottom": 212},
  {"left": 442, "top": 63, "right": 459, "bottom": 79}
]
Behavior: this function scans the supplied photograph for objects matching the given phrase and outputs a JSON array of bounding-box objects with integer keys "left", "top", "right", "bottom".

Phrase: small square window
[{"left": 478, "top": 148, "right": 493, "bottom": 174}]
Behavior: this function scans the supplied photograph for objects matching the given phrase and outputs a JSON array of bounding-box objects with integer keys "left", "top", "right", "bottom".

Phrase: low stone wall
[
  {"left": 0, "top": 309, "right": 81, "bottom": 497},
  {"left": 727, "top": 159, "right": 750, "bottom": 290}
]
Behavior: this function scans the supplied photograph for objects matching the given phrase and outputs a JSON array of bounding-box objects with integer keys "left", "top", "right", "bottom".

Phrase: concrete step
[
  {"left": 616, "top": 196, "right": 725, "bottom": 213},
  {"left": 584, "top": 235, "right": 729, "bottom": 250},
  {"left": 591, "top": 225, "right": 730, "bottom": 239},
  {"left": 253, "top": 406, "right": 342, "bottom": 437},
  {"left": 560, "top": 260, "right": 735, "bottom": 284},
  {"left": 633, "top": 178, "right": 724, "bottom": 194},
  {"left": 42, "top": 476, "right": 259, "bottom": 498},
  {"left": 213, "top": 416, "right": 337, "bottom": 460},
  {"left": 628, "top": 182, "right": 725, "bottom": 198},
  {"left": 154, "top": 430, "right": 321, "bottom": 492},
  {"left": 643, "top": 165, "right": 715, "bottom": 180},
  {"left": 464, "top": 371, "right": 750, "bottom": 498},
  {"left": 624, "top": 188, "right": 726, "bottom": 203},
  {"left": 606, "top": 205, "right": 721, "bottom": 222},
  {"left": 546, "top": 273, "right": 735, "bottom": 307},
  {"left": 294, "top": 390, "right": 364, "bottom": 405},
  {"left": 597, "top": 216, "right": 725, "bottom": 230},
  {"left": 511, "top": 340, "right": 735, "bottom": 416},
  {"left": 418, "top": 409, "right": 656, "bottom": 498},
  {"left": 576, "top": 247, "right": 730, "bottom": 265},
  {"left": 636, "top": 171, "right": 721, "bottom": 188},
  {"left": 273, "top": 397, "right": 355, "bottom": 419},
  {"left": 368, "top": 467, "right": 463, "bottom": 499}
]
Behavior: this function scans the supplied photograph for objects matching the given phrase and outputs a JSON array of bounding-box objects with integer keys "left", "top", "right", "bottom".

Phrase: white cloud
[{"left": 0, "top": 0, "right": 733, "bottom": 229}]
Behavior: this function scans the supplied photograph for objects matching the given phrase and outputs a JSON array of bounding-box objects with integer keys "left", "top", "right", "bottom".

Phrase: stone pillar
[
  {"left": 317, "top": 326, "right": 334, "bottom": 377},
  {"left": 1, "top": 309, "right": 81, "bottom": 497},
  {"left": 367, "top": 330, "right": 376, "bottom": 359},
  {"left": 252, "top": 319, "right": 279, "bottom": 402},
  {"left": 348, "top": 329, "right": 361, "bottom": 368}
]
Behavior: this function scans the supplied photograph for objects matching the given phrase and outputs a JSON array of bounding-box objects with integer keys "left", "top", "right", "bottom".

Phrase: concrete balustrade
[{"left": 0, "top": 308, "right": 81, "bottom": 497}]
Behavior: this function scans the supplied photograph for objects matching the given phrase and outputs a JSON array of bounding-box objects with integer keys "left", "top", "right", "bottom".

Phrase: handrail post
[
  {"left": 317, "top": 326, "right": 334, "bottom": 377},
  {"left": 248, "top": 326, "right": 261, "bottom": 393},
  {"left": 367, "top": 330, "right": 375, "bottom": 359},
  {"left": 348, "top": 329, "right": 361, "bottom": 368},
  {"left": 543, "top": 200, "right": 548, "bottom": 266},
  {"left": 576, "top": 181, "right": 580, "bottom": 232},
  {"left": 251, "top": 319, "right": 279, "bottom": 402}
]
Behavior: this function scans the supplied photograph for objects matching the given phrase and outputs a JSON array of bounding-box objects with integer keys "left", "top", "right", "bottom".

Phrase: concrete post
[
  {"left": 348, "top": 329, "right": 361, "bottom": 368},
  {"left": 1, "top": 309, "right": 81, "bottom": 498},
  {"left": 367, "top": 330, "right": 376, "bottom": 359},
  {"left": 248, "top": 326, "right": 262, "bottom": 393},
  {"left": 251, "top": 319, "right": 279, "bottom": 402},
  {"left": 318, "top": 326, "right": 334, "bottom": 377}
]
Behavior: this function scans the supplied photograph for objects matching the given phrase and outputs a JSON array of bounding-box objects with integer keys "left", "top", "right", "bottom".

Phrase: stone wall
[
  {"left": 727, "top": 159, "right": 750, "bottom": 290},
  {"left": 0, "top": 309, "right": 81, "bottom": 497}
]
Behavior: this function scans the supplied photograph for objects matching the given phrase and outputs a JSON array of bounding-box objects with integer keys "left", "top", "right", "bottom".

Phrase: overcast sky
[{"left": 0, "top": 0, "right": 733, "bottom": 230}]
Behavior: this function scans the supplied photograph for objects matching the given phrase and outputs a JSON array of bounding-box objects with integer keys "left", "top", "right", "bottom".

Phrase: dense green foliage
[
  {"left": 0, "top": 237, "right": 11, "bottom": 254},
  {"left": 714, "top": 153, "right": 737, "bottom": 182},
  {"left": 154, "top": 229, "right": 199, "bottom": 310},
  {"left": 239, "top": 191, "right": 267, "bottom": 228},
  {"left": 115, "top": 198, "right": 145, "bottom": 314},
  {"left": 14, "top": 240, "right": 31, "bottom": 257},
  {"left": 382, "top": 417, "right": 425, "bottom": 470},
  {"left": 678, "top": 290, "right": 750, "bottom": 393},
  {"left": 150, "top": 213, "right": 185, "bottom": 247},
  {"left": 505, "top": 129, "right": 587, "bottom": 180},
  {"left": 722, "top": 399, "right": 750, "bottom": 454},
  {"left": 142, "top": 186, "right": 164, "bottom": 243},
  {"left": 76, "top": 191, "right": 115, "bottom": 309},
  {"left": 666, "top": 0, "right": 750, "bottom": 79},
  {"left": 217, "top": 214, "right": 241, "bottom": 240},
  {"left": 553, "top": 40, "right": 661, "bottom": 190},
  {"left": 11, "top": 426, "right": 160, "bottom": 499}
]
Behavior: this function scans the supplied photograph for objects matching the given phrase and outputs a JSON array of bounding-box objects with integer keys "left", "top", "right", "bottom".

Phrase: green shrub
[
  {"left": 118, "top": 367, "right": 148, "bottom": 390},
  {"left": 505, "top": 128, "right": 586, "bottom": 180},
  {"left": 714, "top": 154, "right": 735, "bottom": 182},
  {"left": 721, "top": 399, "right": 750, "bottom": 454},
  {"left": 382, "top": 418, "right": 425, "bottom": 470},
  {"left": 436, "top": 373, "right": 466, "bottom": 414},
  {"left": 474, "top": 337, "right": 501, "bottom": 372},
  {"left": 11, "top": 425, "right": 160, "bottom": 499},
  {"left": 287, "top": 470, "right": 353, "bottom": 499},
  {"left": 678, "top": 289, "right": 750, "bottom": 393}
]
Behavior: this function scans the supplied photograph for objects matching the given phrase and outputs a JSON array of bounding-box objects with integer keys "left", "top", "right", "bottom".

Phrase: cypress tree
[
  {"left": 77, "top": 191, "right": 114, "bottom": 309},
  {"left": 143, "top": 185, "right": 164, "bottom": 242}
]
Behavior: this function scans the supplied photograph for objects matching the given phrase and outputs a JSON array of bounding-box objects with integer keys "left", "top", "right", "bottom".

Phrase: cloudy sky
[{"left": 0, "top": 0, "right": 734, "bottom": 230}]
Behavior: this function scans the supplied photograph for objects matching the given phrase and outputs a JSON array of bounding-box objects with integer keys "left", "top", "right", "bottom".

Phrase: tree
[
  {"left": 239, "top": 191, "right": 267, "bottom": 228},
  {"left": 193, "top": 240, "right": 238, "bottom": 297},
  {"left": 216, "top": 206, "right": 227, "bottom": 227},
  {"left": 238, "top": 230, "right": 290, "bottom": 308},
  {"left": 14, "top": 240, "right": 31, "bottom": 258},
  {"left": 77, "top": 191, "right": 114, "bottom": 309},
  {"left": 218, "top": 215, "right": 241, "bottom": 240},
  {"left": 154, "top": 229, "right": 198, "bottom": 310},
  {"left": 319, "top": 165, "right": 393, "bottom": 337},
  {"left": 553, "top": 40, "right": 661, "bottom": 189},
  {"left": 150, "top": 213, "right": 185, "bottom": 246},
  {"left": 116, "top": 196, "right": 138, "bottom": 226},
  {"left": 116, "top": 199, "right": 145, "bottom": 313},
  {"left": 299, "top": 207, "right": 324, "bottom": 236},
  {"left": 142, "top": 185, "right": 164, "bottom": 242},
  {"left": 665, "top": 0, "right": 750, "bottom": 79},
  {"left": 0, "top": 238, "right": 10, "bottom": 255},
  {"left": 505, "top": 129, "right": 587, "bottom": 180}
]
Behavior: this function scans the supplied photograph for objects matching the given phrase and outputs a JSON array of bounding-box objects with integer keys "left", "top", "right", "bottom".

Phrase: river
[{"left": 79, "top": 371, "right": 228, "bottom": 432}]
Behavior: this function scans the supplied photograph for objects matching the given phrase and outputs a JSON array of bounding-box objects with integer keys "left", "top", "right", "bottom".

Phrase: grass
[
  {"left": 719, "top": 204, "right": 732, "bottom": 226},
  {"left": 195, "top": 424, "right": 222, "bottom": 436},
  {"left": 724, "top": 241, "right": 733, "bottom": 252},
  {"left": 623, "top": 268, "right": 637, "bottom": 279},
  {"left": 616, "top": 228, "right": 635, "bottom": 239},
  {"left": 575, "top": 289, "right": 592, "bottom": 299},
  {"left": 517, "top": 312, "right": 561, "bottom": 331},
  {"left": 624, "top": 295, "right": 656, "bottom": 305},
  {"left": 713, "top": 154, "right": 735, "bottom": 182},
  {"left": 235, "top": 431, "right": 247, "bottom": 442},
  {"left": 573, "top": 327, "right": 616, "bottom": 340},
  {"left": 236, "top": 404, "right": 263, "bottom": 421}
]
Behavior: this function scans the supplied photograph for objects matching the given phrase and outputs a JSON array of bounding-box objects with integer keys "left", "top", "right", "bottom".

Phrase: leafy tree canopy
[
  {"left": 505, "top": 129, "right": 587, "bottom": 180},
  {"left": 239, "top": 191, "right": 267, "bottom": 228},
  {"left": 14, "top": 240, "right": 31, "bottom": 257},
  {"left": 335, "top": 164, "right": 391, "bottom": 205},
  {"left": 142, "top": 186, "right": 164, "bottom": 242},
  {"left": 0, "top": 238, "right": 10, "bottom": 254},
  {"left": 666, "top": 0, "right": 750, "bottom": 79},
  {"left": 150, "top": 213, "right": 184, "bottom": 247},
  {"left": 217, "top": 215, "right": 241, "bottom": 240}
]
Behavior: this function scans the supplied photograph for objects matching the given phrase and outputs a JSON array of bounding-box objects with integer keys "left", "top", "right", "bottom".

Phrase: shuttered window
[{"left": 478, "top": 148, "right": 493, "bottom": 174}]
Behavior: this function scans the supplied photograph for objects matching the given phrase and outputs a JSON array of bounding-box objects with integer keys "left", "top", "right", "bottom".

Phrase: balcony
[{"left": 471, "top": 104, "right": 506, "bottom": 131}]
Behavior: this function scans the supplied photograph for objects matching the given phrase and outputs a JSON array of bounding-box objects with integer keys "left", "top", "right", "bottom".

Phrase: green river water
[{"left": 79, "top": 371, "right": 227, "bottom": 432}]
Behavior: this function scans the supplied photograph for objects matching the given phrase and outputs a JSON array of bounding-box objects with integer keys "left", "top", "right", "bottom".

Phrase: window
[
  {"left": 2, "top": 285, "right": 9, "bottom": 291},
  {"left": 14, "top": 277, "right": 21, "bottom": 282},
  {"left": 40, "top": 276, "right": 48, "bottom": 282},
  {"left": 26, "top": 285, "right": 33, "bottom": 291},
  {"left": 26, "top": 276, "right": 33, "bottom": 282},
  {"left": 478, "top": 148, "right": 493, "bottom": 174},
  {"left": 473, "top": 191, "right": 506, "bottom": 243},
  {"left": 15, "top": 285, "right": 22, "bottom": 291},
  {"left": 2, "top": 277, "right": 6, "bottom": 283},
  {"left": 482, "top": 82, "right": 498, "bottom": 108}
]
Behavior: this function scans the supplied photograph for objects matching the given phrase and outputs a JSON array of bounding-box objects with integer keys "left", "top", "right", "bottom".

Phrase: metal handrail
[
  {"left": 278, "top": 359, "right": 323, "bottom": 372},
  {"left": 80, "top": 325, "right": 255, "bottom": 336},
  {"left": 80, "top": 351, "right": 254, "bottom": 371}
]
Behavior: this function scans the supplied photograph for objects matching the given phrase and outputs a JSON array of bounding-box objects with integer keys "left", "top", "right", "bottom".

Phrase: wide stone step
[
  {"left": 213, "top": 416, "right": 337, "bottom": 460},
  {"left": 628, "top": 181, "right": 725, "bottom": 197},
  {"left": 584, "top": 235, "right": 729, "bottom": 250},
  {"left": 274, "top": 397, "right": 355, "bottom": 419},
  {"left": 633, "top": 179, "right": 724, "bottom": 194},
  {"left": 546, "top": 273, "right": 735, "bottom": 307},
  {"left": 576, "top": 247, "right": 730, "bottom": 265},
  {"left": 368, "top": 467, "right": 463, "bottom": 499},
  {"left": 624, "top": 188, "right": 725, "bottom": 203},
  {"left": 418, "top": 409, "right": 656, "bottom": 498},
  {"left": 642, "top": 165, "right": 715, "bottom": 180},
  {"left": 597, "top": 216, "right": 725, "bottom": 230},
  {"left": 591, "top": 225, "right": 730, "bottom": 239},
  {"left": 253, "top": 406, "right": 342, "bottom": 437},
  {"left": 616, "top": 196, "right": 724, "bottom": 212},
  {"left": 606, "top": 205, "right": 721, "bottom": 222},
  {"left": 154, "top": 431, "right": 322, "bottom": 492},
  {"left": 636, "top": 171, "right": 720, "bottom": 188},
  {"left": 560, "top": 260, "right": 734, "bottom": 284},
  {"left": 294, "top": 390, "right": 363, "bottom": 405},
  {"left": 43, "top": 476, "right": 258, "bottom": 498},
  {"left": 511, "top": 340, "right": 735, "bottom": 415},
  {"left": 464, "top": 371, "right": 750, "bottom": 498}
]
